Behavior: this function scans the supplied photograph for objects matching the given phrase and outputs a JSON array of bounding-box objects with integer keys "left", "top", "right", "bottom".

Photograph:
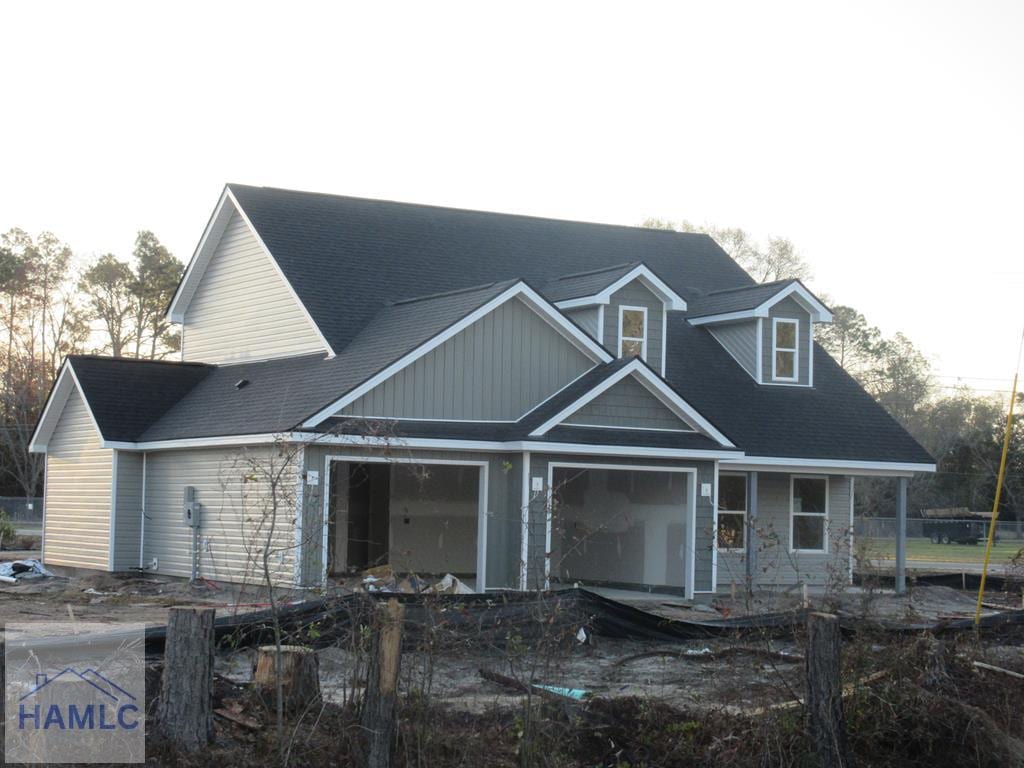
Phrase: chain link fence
[
  {"left": 856, "top": 516, "right": 1024, "bottom": 541},
  {"left": 0, "top": 497, "right": 43, "bottom": 523}
]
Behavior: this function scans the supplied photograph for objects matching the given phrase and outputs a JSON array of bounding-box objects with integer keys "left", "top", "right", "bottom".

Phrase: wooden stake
[
  {"left": 362, "top": 598, "right": 405, "bottom": 768},
  {"left": 157, "top": 607, "right": 216, "bottom": 752},
  {"left": 806, "top": 612, "right": 851, "bottom": 768}
]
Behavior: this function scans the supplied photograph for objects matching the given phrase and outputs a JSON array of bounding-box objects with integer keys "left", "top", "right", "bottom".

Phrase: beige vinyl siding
[
  {"left": 111, "top": 451, "right": 143, "bottom": 571},
  {"left": 43, "top": 390, "right": 112, "bottom": 570},
  {"left": 182, "top": 210, "right": 325, "bottom": 364},
  {"left": 142, "top": 447, "right": 298, "bottom": 586},
  {"left": 715, "top": 473, "right": 852, "bottom": 590},
  {"left": 564, "top": 377, "right": 689, "bottom": 431},
  {"left": 342, "top": 297, "right": 593, "bottom": 421}
]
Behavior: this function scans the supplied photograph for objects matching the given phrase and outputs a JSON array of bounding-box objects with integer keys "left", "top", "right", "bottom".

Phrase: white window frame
[
  {"left": 717, "top": 471, "right": 747, "bottom": 552},
  {"left": 618, "top": 305, "right": 648, "bottom": 361},
  {"left": 772, "top": 318, "right": 799, "bottom": 382},
  {"left": 789, "top": 474, "right": 829, "bottom": 553}
]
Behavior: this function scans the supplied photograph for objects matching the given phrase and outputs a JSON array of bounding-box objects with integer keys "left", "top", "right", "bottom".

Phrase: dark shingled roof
[
  {"left": 69, "top": 356, "right": 212, "bottom": 441},
  {"left": 540, "top": 262, "right": 640, "bottom": 303},
  {"left": 686, "top": 279, "right": 800, "bottom": 318},
  {"left": 664, "top": 316, "right": 934, "bottom": 464},
  {"left": 54, "top": 185, "right": 932, "bottom": 467},
  {"left": 227, "top": 184, "right": 753, "bottom": 351}
]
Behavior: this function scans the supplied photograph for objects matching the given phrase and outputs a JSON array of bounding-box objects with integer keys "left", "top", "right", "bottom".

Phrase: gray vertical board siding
[
  {"left": 564, "top": 307, "right": 601, "bottom": 341},
  {"left": 342, "top": 297, "right": 593, "bottom": 420},
  {"left": 182, "top": 210, "right": 325, "bottom": 364},
  {"left": 602, "top": 280, "right": 664, "bottom": 375},
  {"left": 142, "top": 446, "right": 297, "bottom": 586},
  {"left": 707, "top": 321, "right": 758, "bottom": 378},
  {"left": 525, "top": 455, "right": 715, "bottom": 592},
  {"left": 564, "top": 376, "right": 689, "bottom": 430},
  {"left": 300, "top": 445, "right": 523, "bottom": 590},
  {"left": 761, "top": 297, "right": 811, "bottom": 385},
  {"left": 715, "top": 473, "right": 851, "bottom": 589},
  {"left": 43, "top": 390, "right": 112, "bottom": 571},
  {"left": 112, "top": 451, "right": 143, "bottom": 571}
]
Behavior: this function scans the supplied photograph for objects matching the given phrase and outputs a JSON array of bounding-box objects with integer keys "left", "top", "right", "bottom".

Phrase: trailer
[{"left": 920, "top": 507, "right": 997, "bottom": 545}]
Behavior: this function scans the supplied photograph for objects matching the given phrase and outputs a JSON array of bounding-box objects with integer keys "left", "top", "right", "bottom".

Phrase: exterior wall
[
  {"left": 342, "top": 297, "right": 592, "bottom": 421},
  {"left": 300, "top": 445, "right": 523, "bottom": 590},
  {"left": 182, "top": 210, "right": 325, "bottom": 364},
  {"left": 715, "top": 473, "right": 852, "bottom": 590},
  {"left": 524, "top": 454, "right": 716, "bottom": 593},
  {"left": 43, "top": 390, "right": 112, "bottom": 571},
  {"left": 564, "top": 377, "right": 688, "bottom": 431},
  {"left": 141, "top": 446, "right": 297, "bottom": 586},
  {"left": 761, "top": 297, "right": 811, "bottom": 386},
  {"left": 564, "top": 306, "right": 602, "bottom": 341},
  {"left": 707, "top": 320, "right": 758, "bottom": 378},
  {"left": 603, "top": 280, "right": 665, "bottom": 375},
  {"left": 111, "top": 451, "right": 143, "bottom": 571}
]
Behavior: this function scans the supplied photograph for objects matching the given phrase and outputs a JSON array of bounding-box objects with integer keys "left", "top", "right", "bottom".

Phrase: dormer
[
  {"left": 687, "top": 280, "right": 832, "bottom": 387},
  {"left": 542, "top": 262, "right": 687, "bottom": 377}
]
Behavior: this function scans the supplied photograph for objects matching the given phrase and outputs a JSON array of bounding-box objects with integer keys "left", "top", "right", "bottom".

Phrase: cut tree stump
[
  {"left": 253, "top": 644, "right": 321, "bottom": 713},
  {"left": 362, "top": 598, "right": 406, "bottom": 768},
  {"left": 156, "top": 607, "right": 215, "bottom": 752},
  {"left": 806, "top": 612, "right": 851, "bottom": 768}
]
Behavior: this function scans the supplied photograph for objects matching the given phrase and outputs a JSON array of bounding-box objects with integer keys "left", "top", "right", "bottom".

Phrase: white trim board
[
  {"left": 527, "top": 358, "right": 735, "bottom": 447},
  {"left": 617, "top": 304, "right": 648, "bottom": 361},
  {"left": 771, "top": 317, "right": 799, "bottom": 383},
  {"left": 544, "top": 461, "right": 699, "bottom": 599},
  {"left": 552, "top": 263, "right": 687, "bottom": 311},
  {"left": 687, "top": 281, "right": 833, "bottom": 326},
  {"left": 166, "top": 186, "right": 336, "bottom": 358},
  {"left": 319, "top": 453, "right": 490, "bottom": 591},
  {"left": 721, "top": 456, "right": 936, "bottom": 477},
  {"left": 301, "top": 282, "right": 614, "bottom": 428}
]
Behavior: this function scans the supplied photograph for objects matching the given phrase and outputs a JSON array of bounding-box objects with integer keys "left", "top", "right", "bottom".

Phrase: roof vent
[{"left": 234, "top": 379, "right": 249, "bottom": 390}]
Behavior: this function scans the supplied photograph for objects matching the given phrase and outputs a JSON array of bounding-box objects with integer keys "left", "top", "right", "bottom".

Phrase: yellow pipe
[{"left": 975, "top": 369, "right": 1020, "bottom": 626}]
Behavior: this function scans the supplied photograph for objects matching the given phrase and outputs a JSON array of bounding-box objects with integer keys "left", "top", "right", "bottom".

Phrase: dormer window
[
  {"left": 772, "top": 318, "right": 798, "bottom": 382},
  {"left": 618, "top": 306, "right": 647, "bottom": 359}
]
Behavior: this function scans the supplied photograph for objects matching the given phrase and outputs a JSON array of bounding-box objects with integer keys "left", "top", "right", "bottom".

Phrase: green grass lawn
[{"left": 860, "top": 537, "right": 1024, "bottom": 565}]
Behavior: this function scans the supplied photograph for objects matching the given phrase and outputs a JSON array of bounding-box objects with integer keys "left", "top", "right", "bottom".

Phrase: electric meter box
[{"left": 183, "top": 486, "right": 202, "bottom": 527}]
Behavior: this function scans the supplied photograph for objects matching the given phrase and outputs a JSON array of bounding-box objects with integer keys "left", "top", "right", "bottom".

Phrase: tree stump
[
  {"left": 253, "top": 645, "right": 321, "bottom": 713},
  {"left": 361, "top": 598, "right": 406, "bottom": 768},
  {"left": 157, "top": 607, "right": 215, "bottom": 752},
  {"left": 806, "top": 612, "right": 851, "bottom": 768}
]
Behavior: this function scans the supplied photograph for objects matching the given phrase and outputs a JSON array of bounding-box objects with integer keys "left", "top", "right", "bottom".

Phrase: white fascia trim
[
  {"left": 166, "top": 187, "right": 336, "bottom": 358},
  {"left": 553, "top": 264, "right": 687, "bottom": 311},
  {"left": 109, "top": 430, "right": 744, "bottom": 460},
  {"left": 688, "top": 282, "right": 833, "bottom": 326},
  {"left": 528, "top": 358, "right": 735, "bottom": 447},
  {"left": 721, "top": 455, "right": 936, "bottom": 477},
  {"left": 29, "top": 362, "right": 106, "bottom": 453},
  {"left": 301, "top": 282, "right": 613, "bottom": 428}
]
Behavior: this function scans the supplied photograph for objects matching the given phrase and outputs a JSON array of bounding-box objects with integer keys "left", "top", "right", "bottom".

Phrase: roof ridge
[
  {"left": 69, "top": 355, "right": 211, "bottom": 368},
  {"left": 704, "top": 279, "right": 792, "bottom": 297},
  {"left": 390, "top": 279, "right": 515, "bottom": 306},
  {"left": 549, "top": 261, "right": 639, "bottom": 281},
  {"left": 227, "top": 183, "right": 717, "bottom": 239}
]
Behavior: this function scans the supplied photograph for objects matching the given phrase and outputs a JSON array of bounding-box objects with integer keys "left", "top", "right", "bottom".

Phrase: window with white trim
[
  {"left": 772, "top": 318, "right": 799, "bottom": 381},
  {"left": 791, "top": 476, "right": 828, "bottom": 552},
  {"left": 717, "top": 473, "right": 746, "bottom": 550},
  {"left": 619, "top": 306, "right": 647, "bottom": 359}
]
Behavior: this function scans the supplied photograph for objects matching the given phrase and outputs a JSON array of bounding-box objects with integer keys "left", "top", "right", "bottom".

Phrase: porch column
[
  {"left": 745, "top": 471, "right": 759, "bottom": 587},
  {"left": 896, "top": 476, "right": 908, "bottom": 594}
]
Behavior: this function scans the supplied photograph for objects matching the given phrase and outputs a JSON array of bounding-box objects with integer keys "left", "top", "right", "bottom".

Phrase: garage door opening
[
  {"left": 327, "top": 460, "right": 485, "bottom": 590},
  {"left": 548, "top": 466, "right": 691, "bottom": 595}
]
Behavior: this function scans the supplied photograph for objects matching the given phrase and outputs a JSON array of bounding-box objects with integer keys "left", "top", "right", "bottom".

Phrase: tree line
[
  {"left": 0, "top": 228, "right": 183, "bottom": 498},
  {"left": 645, "top": 219, "right": 1023, "bottom": 527}
]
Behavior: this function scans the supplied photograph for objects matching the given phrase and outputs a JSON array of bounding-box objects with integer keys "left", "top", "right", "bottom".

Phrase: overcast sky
[{"left": 2, "top": 1, "right": 1022, "bottom": 395}]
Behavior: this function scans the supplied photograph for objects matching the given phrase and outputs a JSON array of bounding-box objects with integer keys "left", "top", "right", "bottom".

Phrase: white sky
[{"left": 2, "top": 1, "right": 1022, "bottom": 395}]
